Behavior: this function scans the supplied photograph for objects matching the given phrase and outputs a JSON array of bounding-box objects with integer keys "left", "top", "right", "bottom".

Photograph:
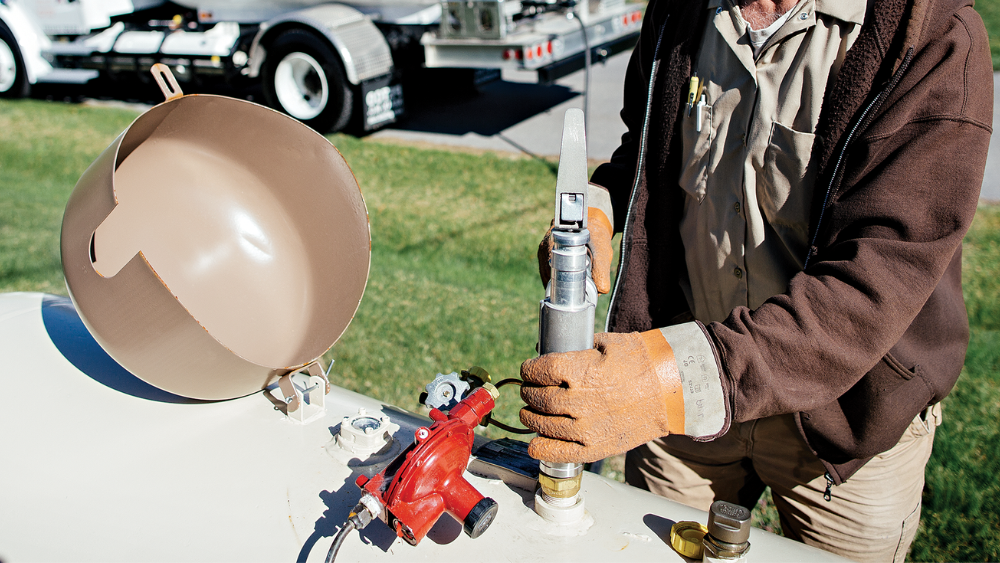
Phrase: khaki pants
[{"left": 625, "top": 405, "right": 941, "bottom": 563}]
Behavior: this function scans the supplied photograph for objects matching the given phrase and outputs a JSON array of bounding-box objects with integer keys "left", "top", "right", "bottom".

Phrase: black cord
[
  {"left": 325, "top": 520, "right": 357, "bottom": 563},
  {"left": 488, "top": 417, "right": 535, "bottom": 435},
  {"left": 483, "top": 378, "right": 534, "bottom": 434}
]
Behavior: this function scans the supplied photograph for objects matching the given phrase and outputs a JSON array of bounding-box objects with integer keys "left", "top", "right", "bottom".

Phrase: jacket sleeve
[
  {"left": 589, "top": 0, "right": 667, "bottom": 233},
  {"left": 705, "top": 6, "right": 993, "bottom": 425}
]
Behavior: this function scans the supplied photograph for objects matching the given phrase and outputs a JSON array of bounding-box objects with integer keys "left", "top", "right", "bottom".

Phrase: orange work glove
[
  {"left": 537, "top": 207, "right": 614, "bottom": 294},
  {"left": 519, "top": 330, "right": 686, "bottom": 463}
]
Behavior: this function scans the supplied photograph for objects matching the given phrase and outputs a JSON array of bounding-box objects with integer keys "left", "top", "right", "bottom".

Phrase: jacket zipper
[
  {"left": 823, "top": 472, "right": 835, "bottom": 501},
  {"left": 606, "top": 15, "right": 671, "bottom": 330},
  {"left": 807, "top": 49, "right": 916, "bottom": 498},
  {"left": 804, "top": 47, "right": 915, "bottom": 268}
]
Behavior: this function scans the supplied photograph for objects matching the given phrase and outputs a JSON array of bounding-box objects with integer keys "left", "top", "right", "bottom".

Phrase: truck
[{"left": 0, "top": 0, "right": 642, "bottom": 133}]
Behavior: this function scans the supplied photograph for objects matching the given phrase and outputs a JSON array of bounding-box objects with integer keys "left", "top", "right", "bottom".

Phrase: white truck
[{"left": 0, "top": 0, "right": 642, "bottom": 132}]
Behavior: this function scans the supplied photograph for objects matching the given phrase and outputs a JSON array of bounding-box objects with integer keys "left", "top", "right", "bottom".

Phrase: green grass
[
  {"left": 975, "top": 0, "right": 1000, "bottom": 69},
  {"left": 1, "top": 99, "right": 998, "bottom": 561},
  {"left": 0, "top": 100, "right": 141, "bottom": 293},
  {"left": 315, "top": 135, "right": 560, "bottom": 428},
  {"left": 910, "top": 205, "right": 1000, "bottom": 562}
]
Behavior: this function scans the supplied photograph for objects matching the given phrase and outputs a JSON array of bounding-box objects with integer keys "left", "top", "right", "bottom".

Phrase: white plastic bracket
[{"left": 275, "top": 360, "right": 331, "bottom": 424}]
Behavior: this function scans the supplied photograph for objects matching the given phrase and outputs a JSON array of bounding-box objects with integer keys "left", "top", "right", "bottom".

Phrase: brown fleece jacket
[{"left": 590, "top": 0, "right": 993, "bottom": 483}]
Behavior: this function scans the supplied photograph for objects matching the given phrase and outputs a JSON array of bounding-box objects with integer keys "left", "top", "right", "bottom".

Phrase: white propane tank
[{"left": 0, "top": 292, "right": 851, "bottom": 563}]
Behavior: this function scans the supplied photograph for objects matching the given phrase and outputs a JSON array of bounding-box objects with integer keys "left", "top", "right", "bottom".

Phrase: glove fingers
[
  {"left": 520, "top": 385, "right": 575, "bottom": 416},
  {"left": 591, "top": 246, "right": 612, "bottom": 295},
  {"left": 528, "top": 436, "right": 605, "bottom": 464},
  {"left": 537, "top": 223, "right": 554, "bottom": 289},
  {"left": 587, "top": 208, "right": 614, "bottom": 295},
  {"left": 520, "top": 407, "right": 586, "bottom": 442},
  {"left": 521, "top": 348, "right": 599, "bottom": 387}
]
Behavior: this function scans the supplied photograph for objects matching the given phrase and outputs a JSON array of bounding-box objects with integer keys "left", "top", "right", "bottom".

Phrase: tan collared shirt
[{"left": 678, "top": 0, "right": 866, "bottom": 323}]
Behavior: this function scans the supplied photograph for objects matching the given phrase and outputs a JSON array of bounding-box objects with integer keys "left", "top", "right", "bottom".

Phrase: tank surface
[{"left": 0, "top": 292, "right": 850, "bottom": 563}]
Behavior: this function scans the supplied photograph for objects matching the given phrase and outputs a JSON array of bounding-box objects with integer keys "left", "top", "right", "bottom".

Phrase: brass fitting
[
  {"left": 538, "top": 473, "right": 582, "bottom": 499},
  {"left": 481, "top": 382, "right": 500, "bottom": 401}
]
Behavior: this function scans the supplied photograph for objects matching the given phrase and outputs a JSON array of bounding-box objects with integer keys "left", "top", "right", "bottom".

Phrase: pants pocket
[{"left": 894, "top": 502, "right": 921, "bottom": 563}]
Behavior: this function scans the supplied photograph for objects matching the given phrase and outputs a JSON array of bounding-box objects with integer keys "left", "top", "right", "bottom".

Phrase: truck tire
[
  {"left": 262, "top": 29, "right": 353, "bottom": 134},
  {"left": 0, "top": 21, "right": 30, "bottom": 98}
]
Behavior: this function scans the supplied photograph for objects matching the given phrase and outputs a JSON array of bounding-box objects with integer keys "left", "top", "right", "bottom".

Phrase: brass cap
[{"left": 670, "top": 521, "right": 708, "bottom": 559}]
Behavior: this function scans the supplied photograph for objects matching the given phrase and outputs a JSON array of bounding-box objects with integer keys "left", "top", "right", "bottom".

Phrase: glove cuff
[
  {"left": 639, "top": 329, "right": 686, "bottom": 435},
  {"left": 652, "top": 323, "right": 728, "bottom": 439},
  {"left": 587, "top": 184, "right": 615, "bottom": 233},
  {"left": 587, "top": 207, "right": 613, "bottom": 238},
  {"left": 587, "top": 207, "right": 614, "bottom": 294}
]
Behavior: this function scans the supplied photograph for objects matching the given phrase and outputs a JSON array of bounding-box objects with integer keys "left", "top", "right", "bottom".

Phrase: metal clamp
[{"left": 274, "top": 360, "right": 331, "bottom": 423}]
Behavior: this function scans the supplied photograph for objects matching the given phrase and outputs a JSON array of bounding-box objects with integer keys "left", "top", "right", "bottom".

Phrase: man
[{"left": 520, "top": 0, "right": 992, "bottom": 561}]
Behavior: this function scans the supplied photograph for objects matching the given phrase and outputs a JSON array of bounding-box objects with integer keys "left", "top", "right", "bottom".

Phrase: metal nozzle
[{"left": 534, "top": 108, "right": 591, "bottom": 526}]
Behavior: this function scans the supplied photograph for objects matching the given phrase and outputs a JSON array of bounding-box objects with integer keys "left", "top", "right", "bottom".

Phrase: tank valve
[{"left": 423, "top": 371, "right": 471, "bottom": 411}]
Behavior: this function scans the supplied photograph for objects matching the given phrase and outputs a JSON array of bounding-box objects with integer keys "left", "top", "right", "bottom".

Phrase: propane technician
[{"left": 520, "top": 1, "right": 992, "bottom": 562}]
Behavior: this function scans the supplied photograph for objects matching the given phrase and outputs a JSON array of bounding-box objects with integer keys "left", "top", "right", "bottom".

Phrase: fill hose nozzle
[{"left": 534, "top": 108, "right": 594, "bottom": 524}]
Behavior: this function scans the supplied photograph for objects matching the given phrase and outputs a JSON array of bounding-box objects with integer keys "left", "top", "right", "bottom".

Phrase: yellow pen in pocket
[{"left": 686, "top": 74, "right": 700, "bottom": 115}]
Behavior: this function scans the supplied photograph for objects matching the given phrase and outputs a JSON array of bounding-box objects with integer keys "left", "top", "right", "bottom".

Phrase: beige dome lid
[{"left": 61, "top": 89, "right": 370, "bottom": 400}]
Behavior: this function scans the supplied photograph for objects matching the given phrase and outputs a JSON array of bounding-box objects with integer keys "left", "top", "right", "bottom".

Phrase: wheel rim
[
  {"left": 0, "top": 39, "right": 16, "bottom": 93},
  {"left": 273, "top": 52, "right": 329, "bottom": 121}
]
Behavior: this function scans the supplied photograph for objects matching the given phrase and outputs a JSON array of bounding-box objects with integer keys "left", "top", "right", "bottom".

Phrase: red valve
[{"left": 355, "top": 387, "right": 499, "bottom": 545}]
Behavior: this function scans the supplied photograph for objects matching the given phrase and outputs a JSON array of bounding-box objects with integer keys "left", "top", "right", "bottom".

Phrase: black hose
[
  {"left": 484, "top": 378, "right": 535, "bottom": 434},
  {"left": 325, "top": 520, "right": 357, "bottom": 563},
  {"left": 488, "top": 417, "right": 535, "bottom": 434}
]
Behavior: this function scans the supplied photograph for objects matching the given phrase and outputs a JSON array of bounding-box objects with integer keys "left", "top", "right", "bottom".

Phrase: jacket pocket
[
  {"left": 759, "top": 121, "right": 816, "bottom": 237},
  {"left": 799, "top": 352, "right": 934, "bottom": 463},
  {"left": 677, "top": 104, "right": 713, "bottom": 203}
]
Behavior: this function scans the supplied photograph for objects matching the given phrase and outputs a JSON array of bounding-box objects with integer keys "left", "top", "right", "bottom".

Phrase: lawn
[
  {"left": 1, "top": 97, "right": 998, "bottom": 562},
  {"left": 977, "top": 0, "right": 1000, "bottom": 68}
]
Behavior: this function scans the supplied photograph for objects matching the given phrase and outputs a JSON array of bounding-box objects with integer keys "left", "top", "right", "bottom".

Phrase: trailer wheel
[
  {"left": 0, "top": 21, "right": 30, "bottom": 98},
  {"left": 262, "top": 29, "right": 353, "bottom": 134}
]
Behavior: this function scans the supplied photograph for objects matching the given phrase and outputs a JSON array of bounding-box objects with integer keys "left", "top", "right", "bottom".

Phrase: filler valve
[
  {"left": 558, "top": 192, "right": 585, "bottom": 225},
  {"left": 553, "top": 108, "right": 588, "bottom": 231}
]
